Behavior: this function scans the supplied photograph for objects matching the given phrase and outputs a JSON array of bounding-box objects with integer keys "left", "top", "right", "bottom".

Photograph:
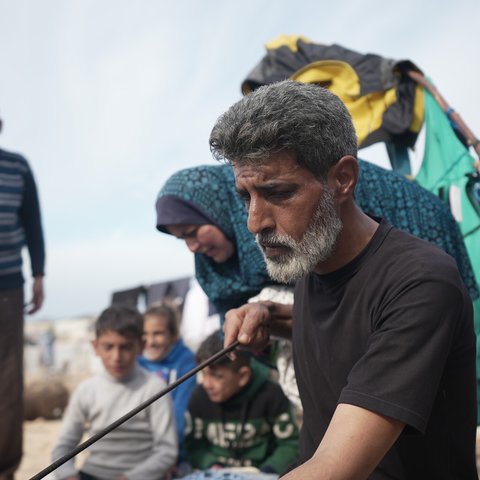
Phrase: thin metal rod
[{"left": 30, "top": 340, "right": 240, "bottom": 480}]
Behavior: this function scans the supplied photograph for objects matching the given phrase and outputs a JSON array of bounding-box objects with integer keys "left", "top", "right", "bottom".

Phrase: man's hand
[
  {"left": 223, "top": 301, "right": 293, "bottom": 352},
  {"left": 27, "top": 275, "right": 44, "bottom": 314},
  {"left": 224, "top": 302, "right": 272, "bottom": 352}
]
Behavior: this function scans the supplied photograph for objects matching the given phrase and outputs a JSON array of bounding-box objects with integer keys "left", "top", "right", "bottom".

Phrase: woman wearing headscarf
[{"left": 156, "top": 164, "right": 277, "bottom": 320}]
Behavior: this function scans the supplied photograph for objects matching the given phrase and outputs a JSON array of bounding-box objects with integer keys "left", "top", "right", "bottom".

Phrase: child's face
[
  {"left": 142, "top": 314, "right": 177, "bottom": 361},
  {"left": 199, "top": 365, "right": 250, "bottom": 403},
  {"left": 93, "top": 329, "right": 142, "bottom": 380}
]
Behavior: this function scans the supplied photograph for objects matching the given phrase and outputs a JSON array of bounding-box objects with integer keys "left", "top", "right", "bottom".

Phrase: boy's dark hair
[
  {"left": 196, "top": 329, "right": 251, "bottom": 371},
  {"left": 95, "top": 305, "right": 143, "bottom": 339},
  {"left": 144, "top": 303, "right": 179, "bottom": 336}
]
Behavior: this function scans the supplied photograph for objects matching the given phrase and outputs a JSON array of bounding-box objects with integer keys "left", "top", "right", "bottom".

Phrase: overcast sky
[{"left": 0, "top": 0, "right": 478, "bottom": 320}]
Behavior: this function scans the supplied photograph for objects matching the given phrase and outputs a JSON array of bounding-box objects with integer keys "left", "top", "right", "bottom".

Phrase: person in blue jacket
[{"left": 138, "top": 303, "right": 196, "bottom": 467}]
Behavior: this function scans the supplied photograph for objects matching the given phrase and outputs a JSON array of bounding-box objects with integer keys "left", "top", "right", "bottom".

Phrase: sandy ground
[
  {"left": 16, "top": 419, "right": 62, "bottom": 480},
  {"left": 17, "top": 378, "right": 90, "bottom": 480}
]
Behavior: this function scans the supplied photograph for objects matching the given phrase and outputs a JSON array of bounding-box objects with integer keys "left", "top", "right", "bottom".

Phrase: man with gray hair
[{"left": 214, "top": 80, "right": 477, "bottom": 479}]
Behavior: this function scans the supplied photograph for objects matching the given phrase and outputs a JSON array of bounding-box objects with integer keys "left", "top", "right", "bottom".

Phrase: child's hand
[{"left": 114, "top": 475, "right": 128, "bottom": 480}]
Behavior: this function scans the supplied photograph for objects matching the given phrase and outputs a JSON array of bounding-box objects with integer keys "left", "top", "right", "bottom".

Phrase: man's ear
[
  {"left": 238, "top": 366, "right": 252, "bottom": 388},
  {"left": 327, "top": 155, "right": 358, "bottom": 197}
]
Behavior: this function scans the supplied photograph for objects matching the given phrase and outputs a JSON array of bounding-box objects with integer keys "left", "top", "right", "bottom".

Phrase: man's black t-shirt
[{"left": 293, "top": 220, "right": 477, "bottom": 479}]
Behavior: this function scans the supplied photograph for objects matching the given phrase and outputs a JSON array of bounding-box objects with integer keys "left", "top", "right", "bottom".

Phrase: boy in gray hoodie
[{"left": 51, "top": 306, "right": 178, "bottom": 480}]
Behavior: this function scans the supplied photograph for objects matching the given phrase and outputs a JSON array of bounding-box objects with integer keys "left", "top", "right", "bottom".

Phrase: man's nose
[{"left": 247, "top": 197, "right": 274, "bottom": 234}]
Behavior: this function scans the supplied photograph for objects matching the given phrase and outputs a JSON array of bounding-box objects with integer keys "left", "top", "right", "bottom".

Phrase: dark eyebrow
[
  {"left": 258, "top": 182, "right": 299, "bottom": 193},
  {"left": 235, "top": 186, "right": 249, "bottom": 199},
  {"left": 236, "top": 181, "right": 299, "bottom": 194}
]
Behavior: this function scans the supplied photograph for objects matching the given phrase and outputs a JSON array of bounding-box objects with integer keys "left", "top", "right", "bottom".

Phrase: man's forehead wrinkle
[
  {"left": 235, "top": 169, "right": 298, "bottom": 185},
  {"left": 234, "top": 165, "right": 269, "bottom": 182},
  {"left": 235, "top": 157, "right": 306, "bottom": 176},
  {"left": 235, "top": 179, "right": 296, "bottom": 195}
]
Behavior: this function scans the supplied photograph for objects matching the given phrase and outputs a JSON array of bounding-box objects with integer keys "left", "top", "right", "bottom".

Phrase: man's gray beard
[{"left": 256, "top": 188, "right": 343, "bottom": 283}]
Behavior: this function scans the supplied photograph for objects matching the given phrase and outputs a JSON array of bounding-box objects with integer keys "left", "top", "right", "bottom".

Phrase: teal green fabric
[
  {"left": 416, "top": 88, "right": 480, "bottom": 422},
  {"left": 416, "top": 89, "right": 480, "bottom": 285}
]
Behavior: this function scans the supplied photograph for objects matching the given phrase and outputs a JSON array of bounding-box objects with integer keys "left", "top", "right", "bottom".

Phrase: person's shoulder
[
  {"left": 0, "top": 148, "right": 30, "bottom": 170},
  {"left": 261, "top": 378, "right": 289, "bottom": 398},
  {"left": 190, "top": 383, "right": 207, "bottom": 399},
  {"left": 175, "top": 339, "right": 196, "bottom": 362},
  {"left": 375, "top": 224, "right": 467, "bottom": 299},
  {"left": 163, "top": 340, "right": 196, "bottom": 374},
  {"left": 69, "top": 374, "right": 101, "bottom": 401},
  {"left": 188, "top": 385, "right": 219, "bottom": 419},
  {"left": 136, "top": 365, "right": 167, "bottom": 388},
  {"left": 251, "top": 379, "right": 294, "bottom": 416},
  {"left": 245, "top": 370, "right": 287, "bottom": 401},
  {"left": 137, "top": 355, "right": 161, "bottom": 372},
  {"left": 358, "top": 161, "right": 423, "bottom": 193},
  {"left": 357, "top": 161, "right": 452, "bottom": 216},
  {"left": 358, "top": 160, "right": 407, "bottom": 189},
  {"left": 386, "top": 225, "right": 458, "bottom": 271},
  {"left": 188, "top": 384, "right": 211, "bottom": 408}
]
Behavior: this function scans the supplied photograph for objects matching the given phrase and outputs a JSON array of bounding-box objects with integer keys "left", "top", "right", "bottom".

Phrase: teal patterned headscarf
[{"left": 156, "top": 164, "right": 273, "bottom": 317}]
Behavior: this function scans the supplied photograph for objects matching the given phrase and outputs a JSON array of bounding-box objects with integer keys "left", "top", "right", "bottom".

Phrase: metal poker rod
[{"left": 30, "top": 340, "right": 240, "bottom": 480}]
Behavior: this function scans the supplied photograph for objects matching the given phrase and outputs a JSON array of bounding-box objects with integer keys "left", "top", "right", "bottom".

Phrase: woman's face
[{"left": 167, "top": 224, "right": 235, "bottom": 263}]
